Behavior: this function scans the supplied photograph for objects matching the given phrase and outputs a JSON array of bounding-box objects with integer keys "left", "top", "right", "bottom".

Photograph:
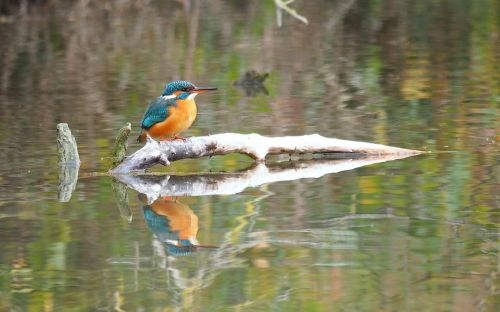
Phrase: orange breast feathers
[
  {"left": 147, "top": 99, "right": 197, "bottom": 139},
  {"left": 151, "top": 198, "right": 199, "bottom": 240}
]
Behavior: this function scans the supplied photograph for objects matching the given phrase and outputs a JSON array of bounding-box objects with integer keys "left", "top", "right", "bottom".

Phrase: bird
[{"left": 137, "top": 80, "right": 217, "bottom": 143}]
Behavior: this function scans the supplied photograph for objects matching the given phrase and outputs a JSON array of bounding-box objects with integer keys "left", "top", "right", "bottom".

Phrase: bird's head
[{"left": 162, "top": 80, "right": 217, "bottom": 100}]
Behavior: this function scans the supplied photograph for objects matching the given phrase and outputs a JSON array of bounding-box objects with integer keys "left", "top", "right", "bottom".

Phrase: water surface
[{"left": 0, "top": 0, "right": 498, "bottom": 311}]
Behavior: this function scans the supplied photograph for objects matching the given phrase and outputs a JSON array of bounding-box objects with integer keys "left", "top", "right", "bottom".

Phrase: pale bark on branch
[{"left": 110, "top": 133, "right": 422, "bottom": 174}]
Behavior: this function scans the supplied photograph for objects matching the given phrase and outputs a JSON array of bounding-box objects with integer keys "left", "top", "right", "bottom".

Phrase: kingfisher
[{"left": 137, "top": 80, "right": 217, "bottom": 142}]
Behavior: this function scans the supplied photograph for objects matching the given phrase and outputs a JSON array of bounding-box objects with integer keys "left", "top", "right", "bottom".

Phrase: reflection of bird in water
[{"left": 141, "top": 195, "right": 216, "bottom": 256}]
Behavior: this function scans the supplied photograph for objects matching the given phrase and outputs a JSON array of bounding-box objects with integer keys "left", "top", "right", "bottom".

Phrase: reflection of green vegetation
[{"left": 0, "top": 0, "right": 498, "bottom": 311}]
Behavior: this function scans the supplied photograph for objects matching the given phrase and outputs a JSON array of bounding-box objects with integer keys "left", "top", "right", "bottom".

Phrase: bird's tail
[{"left": 137, "top": 131, "right": 146, "bottom": 143}]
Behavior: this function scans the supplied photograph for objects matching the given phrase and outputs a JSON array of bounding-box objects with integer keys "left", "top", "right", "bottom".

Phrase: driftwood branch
[
  {"left": 111, "top": 133, "right": 422, "bottom": 174},
  {"left": 114, "top": 155, "right": 415, "bottom": 203}
]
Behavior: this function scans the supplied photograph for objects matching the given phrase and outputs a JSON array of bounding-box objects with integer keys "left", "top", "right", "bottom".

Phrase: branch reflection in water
[
  {"left": 108, "top": 155, "right": 416, "bottom": 299},
  {"left": 114, "top": 154, "right": 416, "bottom": 202}
]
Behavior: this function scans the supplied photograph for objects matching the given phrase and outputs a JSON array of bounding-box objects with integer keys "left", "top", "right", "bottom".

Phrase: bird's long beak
[{"left": 193, "top": 87, "right": 217, "bottom": 93}]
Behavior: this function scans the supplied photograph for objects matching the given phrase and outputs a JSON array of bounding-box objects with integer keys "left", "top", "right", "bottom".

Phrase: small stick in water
[
  {"left": 57, "top": 123, "right": 80, "bottom": 165},
  {"left": 56, "top": 123, "right": 80, "bottom": 202},
  {"left": 112, "top": 122, "right": 132, "bottom": 167}
]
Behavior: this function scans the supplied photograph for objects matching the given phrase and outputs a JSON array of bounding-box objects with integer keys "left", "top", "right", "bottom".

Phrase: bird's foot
[
  {"left": 173, "top": 135, "right": 188, "bottom": 141},
  {"left": 159, "top": 135, "right": 188, "bottom": 142},
  {"left": 159, "top": 137, "right": 175, "bottom": 141}
]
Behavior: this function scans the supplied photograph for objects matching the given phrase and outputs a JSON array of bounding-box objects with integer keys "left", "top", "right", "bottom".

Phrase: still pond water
[{"left": 0, "top": 0, "right": 499, "bottom": 311}]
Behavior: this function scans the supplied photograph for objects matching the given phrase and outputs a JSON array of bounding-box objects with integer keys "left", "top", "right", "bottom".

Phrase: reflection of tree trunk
[
  {"left": 330, "top": 253, "right": 343, "bottom": 300},
  {"left": 184, "top": 0, "right": 200, "bottom": 80},
  {"left": 290, "top": 180, "right": 307, "bottom": 227},
  {"left": 376, "top": 0, "right": 405, "bottom": 96}
]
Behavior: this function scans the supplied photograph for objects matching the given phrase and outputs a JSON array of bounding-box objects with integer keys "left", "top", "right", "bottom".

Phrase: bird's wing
[{"left": 140, "top": 96, "right": 177, "bottom": 129}]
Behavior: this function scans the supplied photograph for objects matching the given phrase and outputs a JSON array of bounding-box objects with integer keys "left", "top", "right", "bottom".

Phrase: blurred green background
[{"left": 0, "top": 0, "right": 498, "bottom": 311}]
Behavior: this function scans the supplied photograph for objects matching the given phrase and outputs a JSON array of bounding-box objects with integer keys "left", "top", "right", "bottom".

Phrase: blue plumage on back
[{"left": 140, "top": 96, "right": 177, "bottom": 129}]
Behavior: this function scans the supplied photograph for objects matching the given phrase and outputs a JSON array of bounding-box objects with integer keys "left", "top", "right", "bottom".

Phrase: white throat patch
[{"left": 187, "top": 93, "right": 198, "bottom": 100}]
